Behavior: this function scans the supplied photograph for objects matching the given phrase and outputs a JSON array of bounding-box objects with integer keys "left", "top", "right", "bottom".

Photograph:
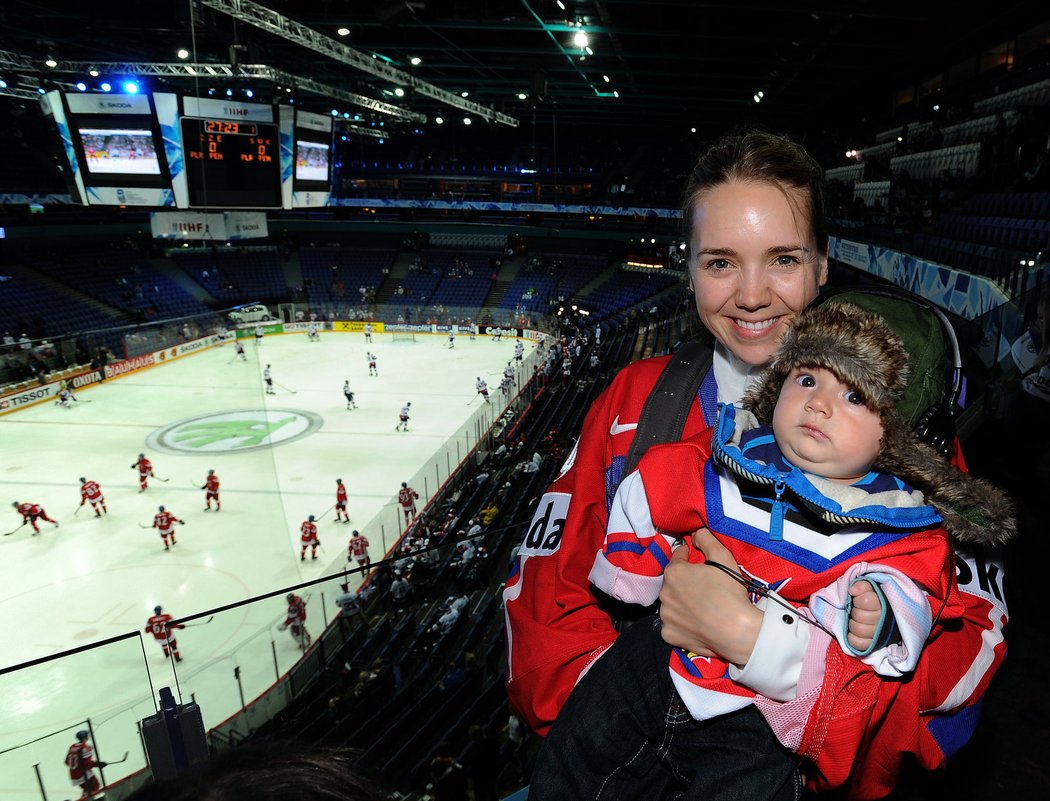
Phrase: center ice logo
[{"left": 147, "top": 409, "right": 323, "bottom": 454}]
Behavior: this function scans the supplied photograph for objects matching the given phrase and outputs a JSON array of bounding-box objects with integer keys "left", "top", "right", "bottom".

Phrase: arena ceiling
[{"left": 1, "top": 1, "right": 1048, "bottom": 151}]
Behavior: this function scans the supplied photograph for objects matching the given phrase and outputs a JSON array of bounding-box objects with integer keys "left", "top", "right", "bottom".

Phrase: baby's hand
[{"left": 847, "top": 579, "right": 883, "bottom": 652}]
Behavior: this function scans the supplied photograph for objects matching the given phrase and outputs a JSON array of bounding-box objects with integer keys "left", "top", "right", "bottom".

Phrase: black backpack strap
[{"left": 624, "top": 339, "right": 714, "bottom": 474}]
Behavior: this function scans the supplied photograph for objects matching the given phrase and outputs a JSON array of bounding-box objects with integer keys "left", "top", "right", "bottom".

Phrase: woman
[{"left": 503, "top": 131, "right": 1008, "bottom": 799}]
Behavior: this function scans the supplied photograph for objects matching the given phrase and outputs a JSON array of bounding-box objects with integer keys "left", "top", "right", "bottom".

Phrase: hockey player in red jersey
[
  {"left": 348, "top": 529, "right": 370, "bottom": 569},
  {"left": 12, "top": 501, "right": 58, "bottom": 534},
  {"left": 145, "top": 605, "right": 184, "bottom": 661},
  {"left": 65, "top": 730, "right": 106, "bottom": 799},
  {"left": 131, "top": 453, "right": 154, "bottom": 492},
  {"left": 300, "top": 514, "right": 320, "bottom": 560},
  {"left": 152, "top": 505, "right": 184, "bottom": 550},
  {"left": 335, "top": 478, "right": 350, "bottom": 523},
  {"left": 397, "top": 482, "right": 419, "bottom": 524},
  {"left": 279, "top": 592, "right": 311, "bottom": 649},
  {"left": 78, "top": 478, "right": 107, "bottom": 517},
  {"left": 201, "top": 469, "right": 221, "bottom": 511}
]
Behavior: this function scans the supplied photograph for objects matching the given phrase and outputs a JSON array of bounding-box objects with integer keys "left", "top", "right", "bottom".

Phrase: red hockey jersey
[{"left": 80, "top": 480, "right": 103, "bottom": 503}]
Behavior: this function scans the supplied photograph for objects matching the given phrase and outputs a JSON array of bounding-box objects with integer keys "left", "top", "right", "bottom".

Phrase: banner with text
[{"left": 150, "top": 211, "right": 268, "bottom": 240}]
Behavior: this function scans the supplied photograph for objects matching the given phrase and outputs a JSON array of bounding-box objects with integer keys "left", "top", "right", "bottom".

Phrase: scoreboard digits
[{"left": 179, "top": 117, "right": 281, "bottom": 208}]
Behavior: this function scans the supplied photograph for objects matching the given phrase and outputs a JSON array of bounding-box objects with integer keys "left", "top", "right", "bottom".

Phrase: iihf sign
[{"left": 147, "top": 409, "right": 323, "bottom": 454}]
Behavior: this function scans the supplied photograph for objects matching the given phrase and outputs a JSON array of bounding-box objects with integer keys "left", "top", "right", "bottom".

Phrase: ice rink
[{"left": 0, "top": 328, "right": 532, "bottom": 799}]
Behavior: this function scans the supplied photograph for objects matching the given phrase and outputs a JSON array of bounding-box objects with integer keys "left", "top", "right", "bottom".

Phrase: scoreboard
[{"left": 179, "top": 117, "right": 282, "bottom": 209}]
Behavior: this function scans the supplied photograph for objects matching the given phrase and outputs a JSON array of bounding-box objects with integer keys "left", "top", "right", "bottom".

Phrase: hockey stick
[
  {"left": 276, "top": 382, "right": 298, "bottom": 395},
  {"left": 466, "top": 393, "right": 481, "bottom": 405},
  {"left": 189, "top": 480, "right": 201, "bottom": 489},
  {"left": 181, "top": 615, "right": 215, "bottom": 628},
  {"left": 138, "top": 523, "right": 153, "bottom": 529},
  {"left": 3, "top": 522, "right": 27, "bottom": 536},
  {"left": 74, "top": 505, "right": 83, "bottom": 517},
  {"left": 314, "top": 503, "right": 335, "bottom": 520},
  {"left": 152, "top": 475, "right": 171, "bottom": 483},
  {"left": 103, "top": 751, "right": 130, "bottom": 767}
]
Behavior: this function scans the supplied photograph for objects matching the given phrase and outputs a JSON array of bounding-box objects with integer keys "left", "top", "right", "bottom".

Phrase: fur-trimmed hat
[{"left": 744, "top": 302, "right": 1015, "bottom": 544}]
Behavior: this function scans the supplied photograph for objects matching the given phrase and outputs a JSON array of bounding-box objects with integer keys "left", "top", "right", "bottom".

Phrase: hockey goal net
[{"left": 391, "top": 330, "right": 416, "bottom": 343}]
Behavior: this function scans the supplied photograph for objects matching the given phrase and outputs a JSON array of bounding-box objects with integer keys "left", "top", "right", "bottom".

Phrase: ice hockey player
[
  {"left": 447, "top": 329, "right": 456, "bottom": 349},
  {"left": 500, "top": 374, "right": 513, "bottom": 397},
  {"left": 201, "top": 469, "right": 221, "bottom": 511},
  {"left": 65, "top": 730, "right": 106, "bottom": 800},
  {"left": 514, "top": 340, "right": 525, "bottom": 362},
  {"left": 348, "top": 529, "right": 370, "bottom": 568},
  {"left": 492, "top": 326, "right": 502, "bottom": 342},
  {"left": 395, "top": 401, "right": 411, "bottom": 431},
  {"left": 55, "top": 386, "right": 77, "bottom": 408},
  {"left": 153, "top": 505, "right": 184, "bottom": 550},
  {"left": 503, "top": 361, "right": 515, "bottom": 385},
  {"left": 79, "top": 478, "right": 107, "bottom": 517},
  {"left": 367, "top": 351, "right": 378, "bottom": 376},
  {"left": 263, "top": 364, "right": 276, "bottom": 395},
  {"left": 131, "top": 453, "right": 154, "bottom": 492},
  {"left": 363, "top": 322, "right": 373, "bottom": 343},
  {"left": 307, "top": 321, "right": 320, "bottom": 341},
  {"left": 343, "top": 380, "right": 357, "bottom": 410},
  {"left": 475, "top": 377, "right": 491, "bottom": 403},
  {"left": 300, "top": 514, "right": 320, "bottom": 560},
  {"left": 279, "top": 593, "right": 311, "bottom": 649},
  {"left": 234, "top": 339, "right": 246, "bottom": 361},
  {"left": 217, "top": 323, "right": 228, "bottom": 344},
  {"left": 335, "top": 478, "right": 350, "bottom": 523},
  {"left": 12, "top": 501, "right": 59, "bottom": 534},
  {"left": 469, "top": 320, "right": 478, "bottom": 340},
  {"left": 254, "top": 324, "right": 264, "bottom": 346},
  {"left": 398, "top": 482, "right": 419, "bottom": 524},
  {"left": 145, "top": 605, "right": 185, "bottom": 661}
]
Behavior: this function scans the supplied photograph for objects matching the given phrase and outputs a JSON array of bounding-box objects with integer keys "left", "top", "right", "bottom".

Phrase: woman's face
[{"left": 689, "top": 180, "right": 828, "bottom": 367}]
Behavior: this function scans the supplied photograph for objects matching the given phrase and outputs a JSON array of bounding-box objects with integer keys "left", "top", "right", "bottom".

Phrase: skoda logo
[{"left": 147, "top": 409, "right": 323, "bottom": 455}]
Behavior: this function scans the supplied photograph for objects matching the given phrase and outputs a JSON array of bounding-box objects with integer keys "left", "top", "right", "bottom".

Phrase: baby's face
[{"left": 772, "top": 367, "right": 884, "bottom": 484}]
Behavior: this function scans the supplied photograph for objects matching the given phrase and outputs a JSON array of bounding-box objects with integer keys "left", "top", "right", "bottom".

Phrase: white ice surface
[{"left": 0, "top": 330, "right": 531, "bottom": 799}]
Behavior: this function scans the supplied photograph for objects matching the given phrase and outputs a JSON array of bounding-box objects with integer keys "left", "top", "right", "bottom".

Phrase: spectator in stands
[
  {"left": 459, "top": 725, "right": 501, "bottom": 801},
  {"left": 506, "top": 129, "right": 1010, "bottom": 800},
  {"left": 427, "top": 741, "right": 469, "bottom": 801},
  {"left": 479, "top": 499, "right": 499, "bottom": 526}
]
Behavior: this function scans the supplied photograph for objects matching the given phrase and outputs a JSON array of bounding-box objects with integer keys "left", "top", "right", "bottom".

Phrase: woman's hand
[{"left": 659, "top": 528, "right": 763, "bottom": 667}]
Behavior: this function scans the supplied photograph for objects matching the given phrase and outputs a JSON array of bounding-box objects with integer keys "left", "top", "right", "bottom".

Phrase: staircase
[
  {"left": 149, "top": 257, "right": 215, "bottom": 303},
  {"left": 478, "top": 252, "right": 524, "bottom": 320}
]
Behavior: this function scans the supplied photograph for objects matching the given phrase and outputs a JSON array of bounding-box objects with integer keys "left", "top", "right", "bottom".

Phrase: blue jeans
[{"left": 528, "top": 616, "right": 802, "bottom": 801}]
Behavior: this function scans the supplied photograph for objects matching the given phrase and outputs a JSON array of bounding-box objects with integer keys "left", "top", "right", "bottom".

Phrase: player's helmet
[
  {"left": 11, "top": 502, "right": 18, "bottom": 508},
  {"left": 267, "top": 364, "right": 271, "bottom": 368},
  {"left": 337, "top": 478, "right": 342, "bottom": 483},
  {"left": 154, "top": 605, "right": 162, "bottom": 614},
  {"left": 76, "top": 730, "right": 89, "bottom": 741},
  {"left": 139, "top": 453, "right": 145, "bottom": 458},
  {"left": 159, "top": 505, "right": 165, "bottom": 512},
  {"left": 401, "top": 482, "right": 407, "bottom": 488},
  {"left": 286, "top": 593, "right": 295, "bottom": 602},
  {"left": 407, "top": 402, "right": 411, "bottom": 407},
  {"left": 308, "top": 514, "right": 315, "bottom": 522},
  {"left": 79, "top": 477, "right": 86, "bottom": 483},
  {"left": 208, "top": 469, "right": 214, "bottom": 475},
  {"left": 352, "top": 529, "right": 360, "bottom": 535}
]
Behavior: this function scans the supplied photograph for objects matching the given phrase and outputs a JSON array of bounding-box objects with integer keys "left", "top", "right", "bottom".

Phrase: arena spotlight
[
  {"left": 177, "top": 48, "right": 189, "bottom": 59},
  {"left": 0, "top": 79, "right": 7, "bottom": 89},
  {"left": 100, "top": 82, "right": 112, "bottom": 92},
  {"left": 410, "top": 57, "right": 421, "bottom": 66},
  {"left": 225, "top": 88, "right": 233, "bottom": 97},
  {"left": 89, "top": 69, "right": 99, "bottom": 77},
  {"left": 463, "top": 117, "right": 471, "bottom": 125},
  {"left": 45, "top": 57, "right": 58, "bottom": 68},
  {"left": 124, "top": 81, "right": 139, "bottom": 94},
  {"left": 245, "top": 88, "right": 254, "bottom": 98},
  {"left": 435, "top": 116, "right": 444, "bottom": 124},
  {"left": 573, "top": 29, "right": 588, "bottom": 48},
  {"left": 75, "top": 81, "right": 87, "bottom": 91},
  {"left": 337, "top": 27, "right": 350, "bottom": 36}
]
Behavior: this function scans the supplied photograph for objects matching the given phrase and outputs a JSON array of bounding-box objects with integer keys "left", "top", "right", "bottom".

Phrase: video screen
[
  {"left": 295, "top": 138, "right": 330, "bottom": 183},
  {"left": 79, "top": 127, "right": 161, "bottom": 175}
]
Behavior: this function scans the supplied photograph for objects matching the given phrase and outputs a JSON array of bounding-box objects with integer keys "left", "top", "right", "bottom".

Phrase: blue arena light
[
  {"left": 75, "top": 82, "right": 87, "bottom": 91},
  {"left": 225, "top": 88, "right": 233, "bottom": 97},
  {"left": 0, "top": 79, "right": 7, "bottom": 89},
  {"left": 245, "top": 88, "right": 254, "bottom": 98},
  {"left": 124, "top": 81, "right": 139, "bottom": 94},
  {"left": 100, "top": 82, "right": 112, "bottom": 92}
]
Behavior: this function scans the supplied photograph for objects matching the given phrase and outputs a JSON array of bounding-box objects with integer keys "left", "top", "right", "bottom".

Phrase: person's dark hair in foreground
[{"left": 127, "top": 744, "right": 385, "bottom": 801}]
